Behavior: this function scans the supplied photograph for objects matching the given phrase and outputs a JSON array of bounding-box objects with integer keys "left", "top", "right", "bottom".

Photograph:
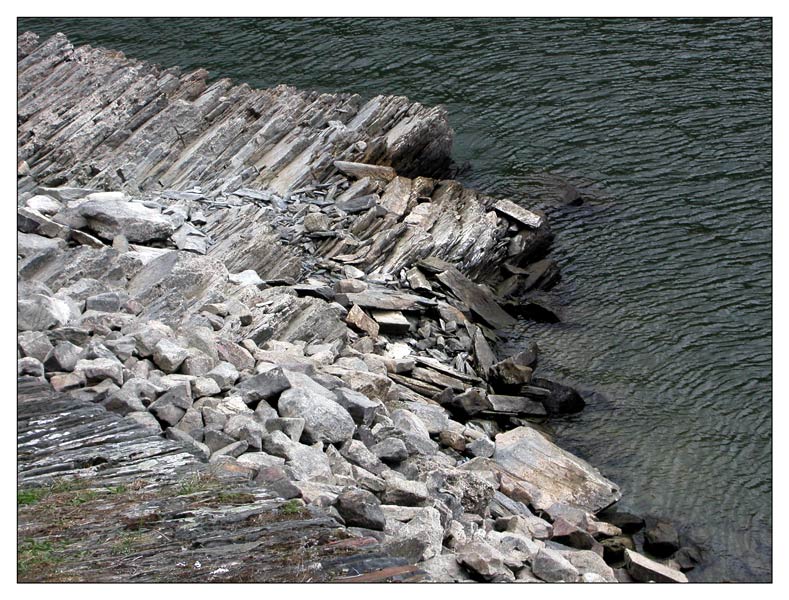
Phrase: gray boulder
[
  {"left": 206, "top": 361, "right": 239, "bottom": 391},
  {"left": 336, "top": 488, "right": 386, "bottom": 531},
  {"left": 234, "top": 367, "right": 290, "bottom": 403},
  {"left": 165, "top": 428, "right": 210, "bottom": 461},
  {"left": 78, "top": 198, "right": 175, "bottom": 243},
  {"left": 18, "top": 357, "right": 44, "bottom": 377},
  {"left": 531, "top": 547, "right": 579, "bottom": 582},
  {"left": 624, "top": 549, "right": 688, "bottom": 583},
  {"left": 17, "top": 331, "right": 53, "bottom": 363},
  {"left": 263, "top": 431, "right": 334, "bottom": 482},
  {"left": 278, "top": 387, "right": 355, "bottom": 444},
  {"left": 384, "top": 506, "right": 444, "bottom": 562},
  {"left": 74, "top": 357, "right": 124, "bottom": 385},
  {"left": 18, "top": 294, "right": 71, "bottom": 331},
  {"left": 456, "top": 540, "right": 515, "bottom": 582},
  {"left": 152, "top": 338, "right": 189, "bottom": 373}
]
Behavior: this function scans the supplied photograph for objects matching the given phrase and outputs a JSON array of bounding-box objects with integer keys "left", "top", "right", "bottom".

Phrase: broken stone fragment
[
  {"left": 152, "top": 338, "right": 189, "bottom": 373},
  {"left": 456, "top": 540, "right": 516, "bottom": 582},
  {"left": 18, "top": 294, "right": 71, "bottom": 331},
  {"left": 346, "top": 304, "right": 379, "bottom": 338},
  {"left": 228, "top": 269, "right": 263, "bottom": 286},
  {"left": 624, "top": 549, "right": 688, "bottom": 583},
  {"left": 336, "top": 488, "right": 386, "bottom": 531},
  {"left": 77, "top": 198, "right": 175, "bottom": 242},
  {"left": 531, "top": 547, "right": 580, "bottom": 582},
  {"left": 278, "top": 387, "right": 355, "bottom": 444}
]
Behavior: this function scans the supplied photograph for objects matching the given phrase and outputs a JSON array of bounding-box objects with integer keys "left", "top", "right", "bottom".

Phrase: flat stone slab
[
  {"left": 492, "top": 426, "right": 621, "bottom": 513},
  {"left": 625, "top": 549, "right": 688, "bottom": 583},
  {"left": 492, "top": 199, "right": 544, "bottom": 229}
]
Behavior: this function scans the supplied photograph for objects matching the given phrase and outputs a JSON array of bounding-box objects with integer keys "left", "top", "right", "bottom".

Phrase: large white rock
[
  {"left": 78, "top": 199, "right": 175, "bottom": 243},
  {"left": 492, "top": 426, "right": 621, "bottom": 513},
  {"left": 278, "top": 387, "right": 355, "bottom": 444}
]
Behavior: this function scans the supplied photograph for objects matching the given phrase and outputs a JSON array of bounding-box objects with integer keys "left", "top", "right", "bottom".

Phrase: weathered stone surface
[
  {"left": 492, "top": 198, "right": 544, "bottom": 229},
  {"left": 644, "top": 521, "right": 681, "bottom": 557},
  {"left": 165, "top": 427, "right": 210, "bottom": 461},
  {"left": 382, "top": 477, "right": 429, "bottom": 506},
  {"left": 531, "top": 547, "right": 579, "bottom": 582},
  {"left": 18, "top": 357, "right": 44, "bottom": 377},
  {"left": 624, "top": 549, "right": 688, "bottom": 583},
  {"left": 426, "top": 468, "right": 495, "bottom": 518},
  {"left": 557, "top": 549, "right": 617, "bottom": 582},
  {"left": 17, "top": 331, "right": 54, "bottom": 363},
  {"left": 383, "top": 507, "right": 443, "bottom": 562},
  {"left": 456, "top": 540, "right": 515, "bottom": 582},
  {"left": 493, "top": 427, "right": 620, "bottom": 513},
  {"left": 262, "top": 431, "right": 333, "bottom": 482},
  {"left": 333, "top": 387, "right": 383, "bottom": 426},
  {"left": 277, "top": 387, "right": 355, "bottom": 444},
  {"left": 346, "top": 304, "right": 379, "bottom": 338},
  {"left": 206, "top": 361, "right": 239, "bottom": 391},
  {"left": 78, "top": 199, "right": 175, "bottom": 243},
  {"left": 18, "top": 294, "right": 71, "bottom": 331},
  {"left": 235, "top": 367, "right": 291, "bottom": 403},
  {"left": 264, "top": 417, "right": 306, "bottom": 442},
  {"left": 152, "top": 339, "right": 189, "bottom": 373},
  {"left": 371, "top": 438, "right": 409, "bottom": 463},
  {"left": 73, "top": 357, "right": 123, "bottom": 385},
  {"left": 336, "top": 488, "right": 386, "bottom": 531}
]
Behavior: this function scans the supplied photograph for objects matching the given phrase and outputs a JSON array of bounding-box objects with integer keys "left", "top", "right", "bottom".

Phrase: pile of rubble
[{"left": 17, "top": 31, "right": 693, "bottom": 583}]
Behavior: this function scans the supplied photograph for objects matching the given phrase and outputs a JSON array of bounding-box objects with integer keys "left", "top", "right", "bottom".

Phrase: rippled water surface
[{"left": 18, "top": 17, "right": 772, "bottom": 581}]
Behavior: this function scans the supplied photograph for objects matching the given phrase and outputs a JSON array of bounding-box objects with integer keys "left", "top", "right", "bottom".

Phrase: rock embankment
[{"left": 17, "top": 31, "right": 690, "bottom": 583}]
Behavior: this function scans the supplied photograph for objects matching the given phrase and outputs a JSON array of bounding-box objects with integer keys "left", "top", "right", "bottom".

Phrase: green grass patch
[
  {"left": 18, "top": 487, "right": 48, "bottom": 506},
  {"left": 279, "top": 499, "right": 304, "bottom": 515}
]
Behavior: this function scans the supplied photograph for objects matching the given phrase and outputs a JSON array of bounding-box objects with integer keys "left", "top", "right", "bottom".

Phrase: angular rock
[
  {"left": 152, "top": 338, "right": 189, "bottom": 373},
  {"left": 493, "top": 427, "right": 621, "bottom": 513},
  {"left": 264, "top": 417, "right": 306, "bottom": 442},
  {"left": 18, "top": 294, "right": 71, "bottom": 331},
  {"left": 336, "top": 488, "right": 386, "bottom": 531},
  {"left": 18, "top": 357, "right": 44, "bottom": 377},
  {"left": 371, "top": 437, "right": 409, "bottom": 463},
  {"left": 531, "top": 547, "right": 579, "bottom": 583},
  {"left": 262, "top": 431, "right": 334, "bottom": 482},
  {"left": 17, "top": 331, "right": 53, "bottom": 363},
  {"left": 346, "top": 304, "right": 379, "bottom": 338},
  {"left": 624, "top": 549, "right": 688, "bottom": 583},
  {"left": 78, "top": 198, "right": 175, "bottom": 242},
  {"left": 73, "top": 357, "right": 123, "bottom": 385},
  {"left": 644, "top": 521, "right": 681, "bottom": 558},
  {"left": 333, "top": 387, "right": 383, "bottom": 426},
  {"left": 277, "top": 387, "right": 355, "bottom": 444},
  {"left": 382, "top": 477, "right": 429, "bottom": 506},
  {"left": 165, "top": 428, "right": 210, "bottom": 461},
  {"left": 234, "top": 367, "right": 290, "bottom": 403},
  {"left": 384, "top": 507, "right": 443, "bottom": 562},
  {"left": 456, "top": 540, "right": 515, "bottom": 582}
]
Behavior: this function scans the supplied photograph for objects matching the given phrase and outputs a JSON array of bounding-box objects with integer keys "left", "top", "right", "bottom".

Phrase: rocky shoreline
[{"left": 17, "top": 31, "right": 694, "bottom": 582}]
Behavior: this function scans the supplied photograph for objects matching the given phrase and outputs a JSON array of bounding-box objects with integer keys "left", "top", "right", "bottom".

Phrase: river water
[{"left": 18, "top": 17, "right": 772, "bottom": 582}]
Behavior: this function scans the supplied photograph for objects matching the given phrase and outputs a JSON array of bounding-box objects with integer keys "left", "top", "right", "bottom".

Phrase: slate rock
[
  {"left": 206, "top": 361, "right": 239, "bottom": 391},
  {"left": 235, "top": 367, "right": 290, "bottom": 403},
  {"left": 277, "top": 387, "right": 355, "bottom": 444},
  {"left": 78, "top": 198, "right": 175, "bottom": 243},
  {"left": 152, "top": 338, "right": 189, "bottom": 373},
  {"left": 336, "top": 488, "right": 386, "bottom": 531},
  {"left": 644, "top": 521, "right": 681, "bottom": 558},
  {"left": 18, "top": 294, "right": 71, "bottom": 331},
  {"left": 531, "top": 547, "right": 579, "bottom": 582},
  {"left": 456, "top": 540, "right": 516, "bottom": 582},
  {"left": 624, "top": 549, "right": 688, "bottom": 583}
]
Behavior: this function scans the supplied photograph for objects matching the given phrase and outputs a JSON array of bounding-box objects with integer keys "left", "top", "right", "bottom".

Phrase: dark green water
[{"left": 18, "top": 17, "right": 772, "bottom": 582}]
